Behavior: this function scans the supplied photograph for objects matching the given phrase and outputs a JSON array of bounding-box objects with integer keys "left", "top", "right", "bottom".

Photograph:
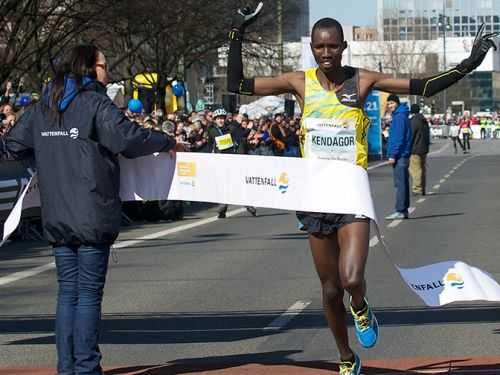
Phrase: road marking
[
  {"left": 428, "top": 142, "right": 450, "bottom": 156},
  {"left": 388, "top": 219, "right": 402, "bottom": 228},
  {"left": 113, "top": 328, "right": 273, "bottom": 332},
  {"left": 433, "top": 184, "right": 441, "bottom": 190},
  {"left": 0, "top": 262, "right": 55, "bottom": 286},
  {"left": 367, "top": 160, "right": 389, "bottom": 170},
  {"left": 444, "top": 174, "right": 450, "bottom": 178},
  {"left": 416, "top": 198, "right": 426, "bottom": 203},
  {"left": 113, "top": 208, "right": 247, "bottom": 249},
  {"left": 263, "top": 300, "right": 311, "bottom": 330},
  {"left": 409, "top": 207, "right": 416, "bottom": 214},
  {"left": 440, "top": 178, "right": 446, "bottom": 183},
  {"left": 367, "top": 142, "right": 449, "bottom": 171},
  {"left": 0, "top": 208, "right": 248, "bottom": 287}
]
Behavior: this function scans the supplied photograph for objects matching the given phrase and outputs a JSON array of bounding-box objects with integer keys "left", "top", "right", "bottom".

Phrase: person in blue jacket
[
  {"left": 1, "top": 45, "right": 181, "bottom": 375},
  {"left": 385, "top": 94, "right": 412, "bottom": 220}
]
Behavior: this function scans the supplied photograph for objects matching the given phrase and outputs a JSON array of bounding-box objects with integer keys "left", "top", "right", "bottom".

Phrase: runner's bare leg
[
  {"left": 337, "top": 221, "right": 370, "bottom": 310},
  {"left": 309, "top": 233, "right": 353, "bottom": 359}
]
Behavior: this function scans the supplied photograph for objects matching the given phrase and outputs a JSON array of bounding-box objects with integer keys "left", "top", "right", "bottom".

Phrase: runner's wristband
[
  {"left": 227, "top": 28, "right": 255, "bottom": 95},
  {"left": 410, "top": 67, "right": 466, "bottom": 97}
]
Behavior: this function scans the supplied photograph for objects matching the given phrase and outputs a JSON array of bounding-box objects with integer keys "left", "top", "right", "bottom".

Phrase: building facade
[
  {"left": 185, "top": 0, "right": 309, "bottom": 107},
  {"left": 378, "top": 0, "right": 500, "bottom": 41},
  {"left": 283, "top": 0, "right": 310, "bottom": 42},
  {"left": 353, "top": 27, "right": 378, "bottom": 41}
]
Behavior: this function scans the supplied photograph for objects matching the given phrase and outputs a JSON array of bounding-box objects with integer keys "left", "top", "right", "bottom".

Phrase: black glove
[
  {"left": 457, "top": 23, "right": 498, "bottom": 73},
  {"left": 231, "top": 2, "right": 263, "bottom": 33}
]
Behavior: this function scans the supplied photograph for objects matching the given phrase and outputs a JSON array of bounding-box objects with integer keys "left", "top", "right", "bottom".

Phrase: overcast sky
[{"left": 309, "top": 0, "right": 377, "bottom": 28}]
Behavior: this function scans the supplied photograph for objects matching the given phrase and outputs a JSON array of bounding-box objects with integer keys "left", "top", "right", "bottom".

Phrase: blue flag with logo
[{"left": 364, "top": 91, "right": 382, "bottom": 157}]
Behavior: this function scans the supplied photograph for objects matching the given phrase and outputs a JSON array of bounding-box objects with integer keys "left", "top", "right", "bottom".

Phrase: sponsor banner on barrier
[
  {"left": 119, "top": 153, "right": 175, "bottom": 201},
  {"left": 23, "top": 174, "right": 40, "bottom": 209},
  {"left": 0, "top": 177, "right": 33, "bottom": 246}
]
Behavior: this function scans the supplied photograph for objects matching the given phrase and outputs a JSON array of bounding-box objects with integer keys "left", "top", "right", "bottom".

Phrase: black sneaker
[{"left": 218, "top": 212, "right": 226, "bottom": 219}]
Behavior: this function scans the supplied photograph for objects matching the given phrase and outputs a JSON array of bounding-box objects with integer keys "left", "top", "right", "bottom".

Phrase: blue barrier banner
[{"left": 364, "top": 91, "right": 382, "bottom": 157}]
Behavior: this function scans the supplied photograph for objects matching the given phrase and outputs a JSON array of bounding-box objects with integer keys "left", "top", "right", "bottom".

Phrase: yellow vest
[{"left": 299, "top": 68, "right": 370, "bottom": 169}]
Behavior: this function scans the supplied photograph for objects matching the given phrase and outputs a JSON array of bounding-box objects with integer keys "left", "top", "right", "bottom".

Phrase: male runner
[{"left": 227, "top": 4, "right": 497, "bottom": 374}]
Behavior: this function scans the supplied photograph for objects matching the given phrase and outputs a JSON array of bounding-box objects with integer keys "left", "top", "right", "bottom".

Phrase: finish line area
[{"left": 1, "top": 141, "right": 499, "bottom": 374}]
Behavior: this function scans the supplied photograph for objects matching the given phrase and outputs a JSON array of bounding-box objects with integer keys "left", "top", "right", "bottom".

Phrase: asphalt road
[{"left": 0, "top": 139, "right": 499, "bottom": 374}]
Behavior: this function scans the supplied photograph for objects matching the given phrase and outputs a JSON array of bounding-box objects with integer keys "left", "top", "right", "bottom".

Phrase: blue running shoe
[
  {"left": 350, "top": 297, "right": 379, "bottom": 348},
  {"left": 297, "top": 220, "right": 305, "bottom": 230},
  {"left": 339, "top": 353, "right": 361, "bottom": 375}
]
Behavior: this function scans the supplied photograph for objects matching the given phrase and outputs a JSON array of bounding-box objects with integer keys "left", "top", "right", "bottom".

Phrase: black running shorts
[{"left": 296, "top": 211, "right": 369, "bottom": 236}]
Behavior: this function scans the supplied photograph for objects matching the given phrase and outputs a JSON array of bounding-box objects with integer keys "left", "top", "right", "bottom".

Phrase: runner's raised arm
[
  {"left": 361, "top": 23, "right": 497, "bottom": 96},
  {"left": 226, "top": 2, "right": 303, "bottom": 99}
]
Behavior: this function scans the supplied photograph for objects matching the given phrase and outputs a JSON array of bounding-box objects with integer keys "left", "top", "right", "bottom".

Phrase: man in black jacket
[
  {"left": 1, "top": 45, "right": 180, "bottom": 375},
  {"left": 409, "top": 104, "right": 430, "bottom": 196}
]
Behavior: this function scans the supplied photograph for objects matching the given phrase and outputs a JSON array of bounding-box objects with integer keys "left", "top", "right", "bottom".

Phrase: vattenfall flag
[
  {"left": 397, "top": 261, "right": 500, "bottom": 307},
  {"left": 3, "top": 153, "right": 500, "bottom": 307}
]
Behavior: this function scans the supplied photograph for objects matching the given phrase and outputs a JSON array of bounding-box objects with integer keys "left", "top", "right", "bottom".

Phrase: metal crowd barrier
[
  {"left": 430, "top": 125, "right": 449, "bottom": 138},
  {"left": 0, "top": 159, "right": 43, "bottom": 241}
]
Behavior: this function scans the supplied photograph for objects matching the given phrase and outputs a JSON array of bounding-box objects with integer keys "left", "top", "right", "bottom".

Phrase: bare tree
[
  {"left": 0, "top": 0, "right": 305, "bottom": 108},
  {"left": 0, "top": 0, "right": 114, "bottom": 89},
  {"left": 95, "top": 0, "right": 290, "bottom": 107},
  {"left": 353, "top": 39, "right": 431, "bottom": 77}
]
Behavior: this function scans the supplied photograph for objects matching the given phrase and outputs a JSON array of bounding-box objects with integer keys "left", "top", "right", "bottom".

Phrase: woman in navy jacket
[{"left": 1, "top": 45, "right": 180, "bottom": 375}]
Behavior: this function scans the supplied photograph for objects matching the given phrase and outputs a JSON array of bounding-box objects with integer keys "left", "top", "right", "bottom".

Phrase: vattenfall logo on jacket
[
  {"left": 41, "top": 128, "right": 79, "bottom": 139},
  {"left": 245, "top": 172, "right": 289, "bottom": 194}
]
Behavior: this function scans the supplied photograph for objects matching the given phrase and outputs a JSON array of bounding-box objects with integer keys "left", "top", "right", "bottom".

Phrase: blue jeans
[
  {"left": 54, "top": 245, "right": 110, "bottom": 375},
  {"left": 393, "top": 157, "right": 410, "bottom": 213}
]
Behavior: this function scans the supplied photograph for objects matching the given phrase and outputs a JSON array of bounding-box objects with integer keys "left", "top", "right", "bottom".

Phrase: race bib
[
  {"left": 303, "top": 117, "right": 357, "bottom": 163},
  {"left": 215, "top": 133, "right": 234, "bottom": 151}
]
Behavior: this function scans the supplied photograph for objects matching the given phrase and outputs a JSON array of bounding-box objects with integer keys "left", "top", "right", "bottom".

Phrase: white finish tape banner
[
  {"left": 3, "top": 152, "right": 500, "bottom": 307},
  {"left": 169, "top": 153, "right": 376, "bottom": 218},
  {"left": 119, "top": 153, "right": 377, "bottom": 218}
]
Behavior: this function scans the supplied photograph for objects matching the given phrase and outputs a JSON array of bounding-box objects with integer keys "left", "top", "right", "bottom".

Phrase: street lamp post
[
  {"left": 277, "top": 0, "right": 284, "bottom": 74},
  {"left": 439, "top": 1, "right": 451, "bottom": 116}
]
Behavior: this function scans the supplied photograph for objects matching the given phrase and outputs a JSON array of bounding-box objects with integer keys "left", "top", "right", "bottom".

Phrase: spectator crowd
[
  {"left": 3, "top": 80, "right": 500, "bottom": 230},
  {"left": 123, "top": 98, "right": 302, "bottom": 157}
]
